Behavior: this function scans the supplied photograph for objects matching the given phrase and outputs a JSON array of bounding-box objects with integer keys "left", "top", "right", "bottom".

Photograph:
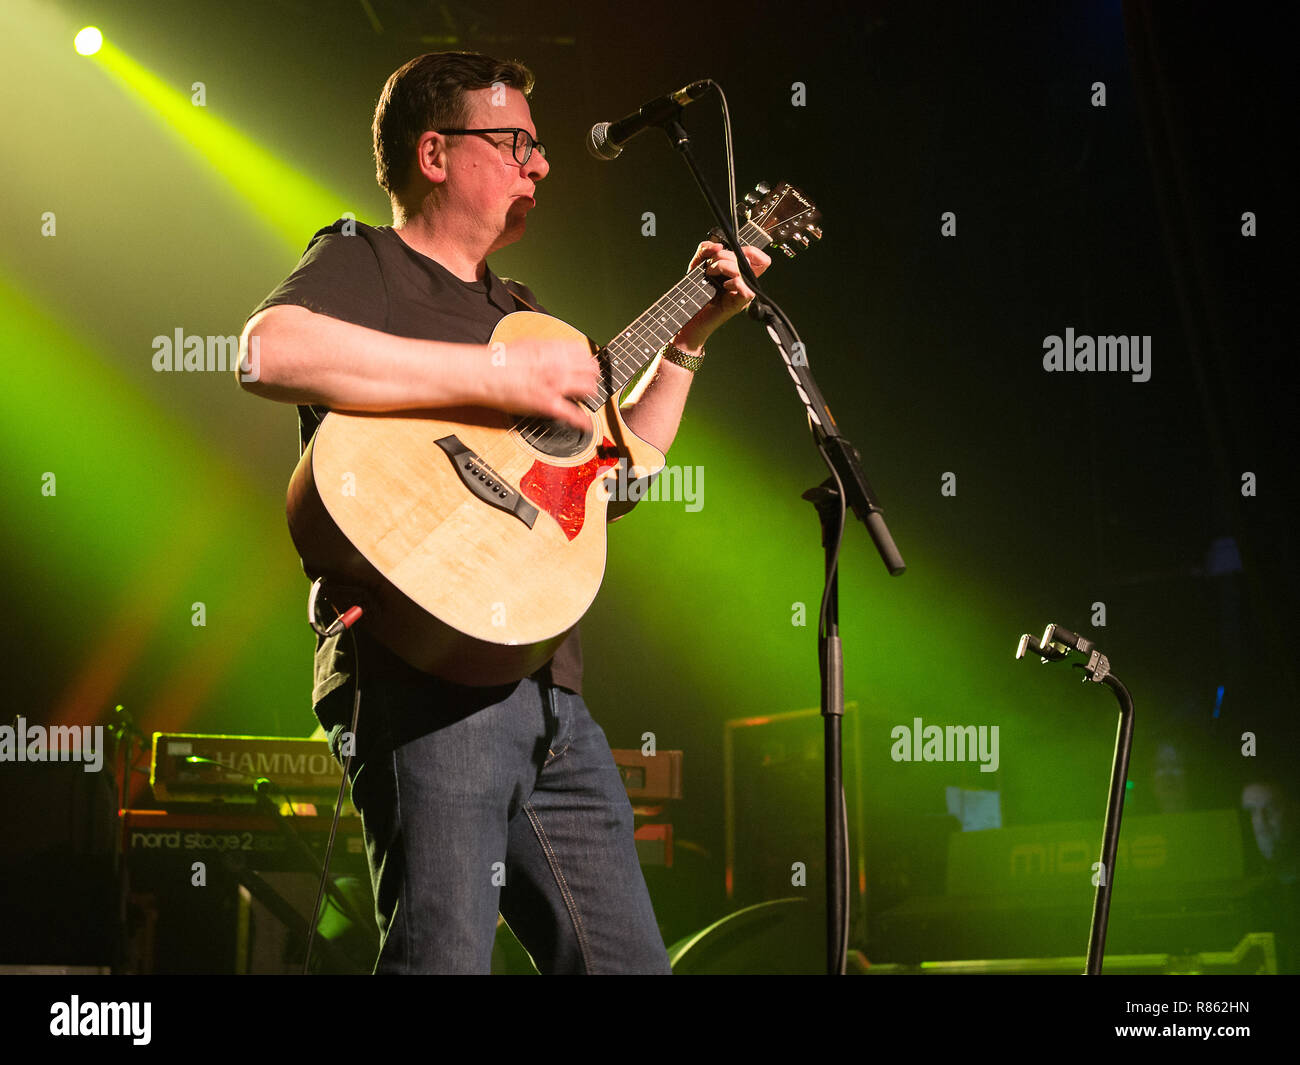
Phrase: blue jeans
[{"left": 315, "top": 644, "right": 671, "bottom": 975}]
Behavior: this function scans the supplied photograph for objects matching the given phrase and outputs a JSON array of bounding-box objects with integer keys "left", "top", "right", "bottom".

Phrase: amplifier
[
  {"left": 610, "top": 748, "right": 682, "bottom": 801},
  {"left": 945, "top": 809, "right": 1246, "bottom": 896},
  {"left": 150, "top": 733, "right": 341, "bottom": 804},
  {"left": 722, "top": 703, "right": 864, "bottom": 914},
  {"left": 872, "top": 810, "right": 1261, "bottom": 963}
]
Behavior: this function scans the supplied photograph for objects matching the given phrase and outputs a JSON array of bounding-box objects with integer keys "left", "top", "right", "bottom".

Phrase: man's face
[
  {"left": 1242, "top": 783, "right": 1287, "bottom": 861},
  {"left": 440, "top": 86, "right": 549, "bottom": 252}
]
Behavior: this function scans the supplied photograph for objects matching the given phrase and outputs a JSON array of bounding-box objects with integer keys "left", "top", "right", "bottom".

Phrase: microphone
[{"left": 587, "top": 80, "right": 714, "bottom": 160}]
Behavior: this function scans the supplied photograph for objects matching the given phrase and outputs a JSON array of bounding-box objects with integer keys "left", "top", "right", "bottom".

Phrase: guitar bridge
[{"left": 436, "top": 435, "right": 538, "bottom": 529}]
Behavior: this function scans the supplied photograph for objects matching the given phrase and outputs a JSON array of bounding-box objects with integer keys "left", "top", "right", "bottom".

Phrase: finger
[
  {"left": 724, "top": 283, "right": 754, "bottom": 306},
  {"left": 719, "top": 272, "right": 755, "bottom": 300},
  {"left": 559, "top": 370, "right": 596, "bottom": 403},
  {"left": 706, "top": 262, "right": 739, "bottom": 282},
  {"left": 689, "top": 241, "right": 723, "bottom": 270},
  {"left": 553, "top": 396, "right": 589, "bottom": 430}
]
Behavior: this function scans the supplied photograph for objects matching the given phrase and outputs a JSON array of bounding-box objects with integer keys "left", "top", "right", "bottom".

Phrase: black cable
[
  {"left": 840, "top": 784, "right": 851, "bottom": 970},
  {"left": 302, "top": 602, "right": 363, "bottom": 975}
]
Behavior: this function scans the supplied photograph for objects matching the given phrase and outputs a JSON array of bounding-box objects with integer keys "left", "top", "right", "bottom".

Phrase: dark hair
[{"left": 372, "top": 51, "right": 535, "bottom": 198}]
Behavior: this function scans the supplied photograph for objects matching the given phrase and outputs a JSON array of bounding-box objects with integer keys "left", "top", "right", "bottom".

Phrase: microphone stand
[
  {"left": 656, "top": 110, "right": 906, "bottom": 974},
  {"left": 1016, "top": 623, "right": 1135, "bottom": 975},
  {"left": 107, "top": 704, "right": 146, "bottom": 973}
]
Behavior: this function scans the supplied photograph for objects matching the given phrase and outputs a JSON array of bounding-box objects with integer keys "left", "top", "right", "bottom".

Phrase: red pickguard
[{"left": 519, "top": 439, "right": 619, "bottom": 541}]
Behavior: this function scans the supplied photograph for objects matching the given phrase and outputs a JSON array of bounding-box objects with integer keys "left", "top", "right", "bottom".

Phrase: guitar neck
[{"left": 591, "top": 219, "right": 771, "bottom": 403}]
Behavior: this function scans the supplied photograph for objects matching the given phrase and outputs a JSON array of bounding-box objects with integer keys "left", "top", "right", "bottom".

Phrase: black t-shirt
[{"left": 248, "top": 218, "right": 584, "bottom": 699}]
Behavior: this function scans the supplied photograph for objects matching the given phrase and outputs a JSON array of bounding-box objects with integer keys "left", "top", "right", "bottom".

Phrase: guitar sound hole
[{"left": 516, "top": 416, "right": 593, "bottom": 459}]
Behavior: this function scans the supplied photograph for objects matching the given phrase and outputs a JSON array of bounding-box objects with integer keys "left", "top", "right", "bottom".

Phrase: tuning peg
[
  {"left": 743, "top": 191, "right": 759, "bottom": 205},
  {"left": 792, "top": 232, "right": 810, "bottom": 247},
  {"left": 776, "top": 243, "right": 796, "bottom": 258},
  {"left": 806, "top": 224, "right": 823, "bottom": 240},
  {"left": 754, "top": 181, "right": 771, "bottom": 195}
]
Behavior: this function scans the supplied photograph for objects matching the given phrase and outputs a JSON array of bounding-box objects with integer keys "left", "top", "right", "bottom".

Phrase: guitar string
[
  {"left": 468, "top": 210, "right": 792, "bottom": 476},
  {"left": 564, "top": 203, "right": 812, "bottom": 409},
  {"left": 464, "top": 264, "right": 718, "bottom": 481},
  {"left": 482, "top": 201, "right": 813, "bottom": 464},
  {"left": 515, "top": 263, "right": 716, "bottom": 454},
  {"left": 462, "top": 206, "right": 809, "bottom": 487},
  {"left": 516, "top": 204, "right": 817, "bottom": 450},
  {"left": 479, "top": 253, "right": 725, "bottom": 467},
  {"left": 567, "top": 223, "right": 759, "bottom": 403},
  {"left": 573, "top": 197, "right": 817, "bottom": 412},
  {"left": 514, "top": 217, "right": 769, "bottom": 454},
  {"left": 589, "top": 201, "right": 816, "bottom": 405}
]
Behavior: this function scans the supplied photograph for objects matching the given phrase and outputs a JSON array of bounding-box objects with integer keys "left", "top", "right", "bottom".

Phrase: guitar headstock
[{"left": 738, "top": 181, "right": 823, "bottom": 258}]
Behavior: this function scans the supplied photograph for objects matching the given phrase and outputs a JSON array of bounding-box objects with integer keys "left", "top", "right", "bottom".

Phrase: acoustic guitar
[{"left": 287, "top": 182, "right": 822, "bottom": 684}]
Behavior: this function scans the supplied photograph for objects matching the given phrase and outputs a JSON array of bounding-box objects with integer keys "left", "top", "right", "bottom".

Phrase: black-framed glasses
[{"left": 434, "top": 128, "right": 547, "bottom": 166}]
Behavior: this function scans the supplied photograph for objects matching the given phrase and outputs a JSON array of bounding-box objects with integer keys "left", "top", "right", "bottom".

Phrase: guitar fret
[{"left": 590, "top": 220, "right": 773, "bottom": 404}]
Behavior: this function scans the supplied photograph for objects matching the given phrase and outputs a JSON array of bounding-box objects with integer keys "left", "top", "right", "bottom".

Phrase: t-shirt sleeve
[
  {"left": 246, "top": 222, "right": 391, "bottom": 453},
  {"left": 247, "top": 225, "right": 389, "bottom": 332}
]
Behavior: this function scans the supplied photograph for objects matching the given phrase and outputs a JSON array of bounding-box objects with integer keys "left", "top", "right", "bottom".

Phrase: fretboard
[{"left": 590, "top": 219, "right": 770, "bottom": 404}]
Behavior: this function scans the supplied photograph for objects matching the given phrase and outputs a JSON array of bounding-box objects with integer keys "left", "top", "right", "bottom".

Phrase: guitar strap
[{"left": 502, "top": 279, "right": 543, "bottom": 315}]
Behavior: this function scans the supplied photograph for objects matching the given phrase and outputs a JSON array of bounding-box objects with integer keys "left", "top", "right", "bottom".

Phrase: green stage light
[
  {"left": 93, "top": 40, "right": 352, "bottom": 250},
  {"left": 0, "top": 273, "right": 304, "bottom": 728},
  {"left": 74, "top": 26, "right": 102, "bottom": 56}
]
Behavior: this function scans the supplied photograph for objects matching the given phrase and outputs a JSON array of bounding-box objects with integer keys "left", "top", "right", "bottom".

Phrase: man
[
  {"left": 238, "top": 51, "right": 769, "bottom": 974},
  {"left": 1241, "top": 770, "right": 1300, "bottom": 972},
  {"left": 1242, "top": 774, "right": 1298, "bottom": 881}
]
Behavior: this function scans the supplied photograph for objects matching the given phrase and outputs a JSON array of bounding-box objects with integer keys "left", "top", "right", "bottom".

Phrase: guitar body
[{"left": 286, "top": 311, "right": 666, "bottom": 686}]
